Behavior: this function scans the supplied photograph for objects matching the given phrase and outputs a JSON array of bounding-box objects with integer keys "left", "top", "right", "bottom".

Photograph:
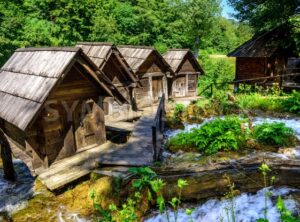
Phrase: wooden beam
[{"left": 0, "top": 129, "right": 15, "bottom": 181}]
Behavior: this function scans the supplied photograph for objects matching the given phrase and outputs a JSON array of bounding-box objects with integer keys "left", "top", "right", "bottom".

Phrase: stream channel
[{"left": 0, "top": 116, "right": 300, "bottom": 221}]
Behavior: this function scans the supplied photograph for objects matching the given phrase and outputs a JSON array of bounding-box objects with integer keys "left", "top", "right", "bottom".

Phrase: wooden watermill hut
[
  {"left": 0, "top": 47, "right": 126, "bottom": 170},
  {"left": 76, "top": 42, "right": 142, "bottom": 120},
  {"left": 117, "top": 45, "right": 174, "bottom": 107},
  {"left": 228, "top": 25, "right": 299, "bottom": 89},
  {"left": 163, "top": 49, "right": 204, "bottom": 97}
]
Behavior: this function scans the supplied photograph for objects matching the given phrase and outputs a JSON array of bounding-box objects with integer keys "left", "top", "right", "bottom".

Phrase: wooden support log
[{"left": 0, "top": 129, "right": 15, "bottom": 181}]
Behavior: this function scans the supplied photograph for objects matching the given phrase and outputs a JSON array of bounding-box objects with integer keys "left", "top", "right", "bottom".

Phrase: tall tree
[
  {"left": 184, "top": 0, "right": 221, "bottom": 57},
  {"left": 228, "top": 0, "right": 299, "bottom": 32}
]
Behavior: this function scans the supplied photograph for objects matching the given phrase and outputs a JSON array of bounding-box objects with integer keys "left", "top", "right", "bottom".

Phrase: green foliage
[
  {"left": 229, "top": 0, "right": 299, "bottom": 32},
  {"left": 277, "top": 196, "right": 300, "bottom": 222},
  {"left": 203, "top": 18, "right": 253, "bottom": 54},
  {"left": 171, "top": 104, "right": 186, "bottom": 125},
  {"left": 0, "top": 0, "right": 253, "bottom": 66},
  {"left": 256, "top": 163, "right": 300, "bottom": 222},
  {"left": 198, "top": 56, "right": 235, "bottom": 97},
  {"left": 236, "top": 93, "right": 286, "bottom": 112},
  {"left": 283, "top": 91, "right": 300, "bottom": 114},
  {"left": 129, "top": 167, "right": 157, "bottom": 190},
  {"left": 183, "top": 0, "right": 220, "bottom": 56},
  {"left": 168, "top": 116, "right": 247, "bottom": 155},
  {"left": 252, "top": 122, "right": 295, "bottom": 147}
]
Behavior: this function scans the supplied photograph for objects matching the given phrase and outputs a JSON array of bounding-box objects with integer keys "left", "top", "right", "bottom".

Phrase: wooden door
[
  {"left": 152, "top": 77, "right": 163, "bottom": 101},
  {"left": 187, "top": 74, "right": 197, "bottom": 96},
  {"left": 173, "top": 76, "right": 186, "bottom": 97},
  {"left": 73, "top": 101, "right": 97, "bottom": 151}
]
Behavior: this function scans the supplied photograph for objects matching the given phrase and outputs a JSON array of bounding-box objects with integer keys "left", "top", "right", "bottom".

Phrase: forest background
[{"left": 0, "top": 0, "right": 298, "bottom": 71}]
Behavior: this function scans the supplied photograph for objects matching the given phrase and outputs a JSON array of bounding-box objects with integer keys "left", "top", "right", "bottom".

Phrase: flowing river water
[
  {"left": 0, "top": 116, "right": 300, "bottom": 221},
  {"left": 147, "top": 116, "right": 300, "bottom": 222},
  {"left": 145, "top": 187, "right": 300, "bottom": 222}
]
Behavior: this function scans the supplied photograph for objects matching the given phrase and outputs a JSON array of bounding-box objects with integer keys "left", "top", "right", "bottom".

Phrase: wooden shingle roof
[
  {"left": 163, "top": 49, "right": 204, "bottom": 74},
  {"left": 76, "top": 42, "right": 139, "bottom": 84},
  {"left": 228, "top": 25, "right": 298, "bottom": 58},
  {"left": 117, "top": 45, "right": 173, "bottom": 75},
  {"left": 0, "top": 47, "right": 116, "bottom": 131},
  {"left": 76, "top": 42, "right": 113, "bottom": 68}
]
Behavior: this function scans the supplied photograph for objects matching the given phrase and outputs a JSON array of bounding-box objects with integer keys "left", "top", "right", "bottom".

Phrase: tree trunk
[
  {"left": 0, "top": 130, "right": 15, "bottom": 181},
  {"left": 194, "top": 35, "right": 200, "bottom": 59}
]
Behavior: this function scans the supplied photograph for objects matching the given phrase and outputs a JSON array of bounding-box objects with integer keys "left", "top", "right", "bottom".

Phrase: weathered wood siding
[
  {"left": 236, "top": 57, "right": 288, "bottom": 81},
  {"left": 23, "top": 64, "right": 106, "bottom": 168},
  {"left": 152, "top": 76, "right": 164, "bottom": 101},
  {"left": 172, "top": 74, "right": 198, "bottom": 97},
  {"left": 136, "top": 78, "right": 152, "bottom": 107},
  {"left": 178, "top": 59, "right": 195, "bottom": 73},
  {"left": 172, "top": 76, "right": 186, "bottom": 97},
  {"left": 187, "top": 74, "right": 198, "bottom": 96},
  {"left": 101, "top": 54, "right": 138, "bottom": 117},
  {"left": 236, "top": 57, "right": 267, "bottom": 80}
]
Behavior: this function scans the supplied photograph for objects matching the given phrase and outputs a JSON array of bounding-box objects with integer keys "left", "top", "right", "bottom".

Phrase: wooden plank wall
[
  {"left": 24, "top": 63, "right": 107, "bottom": 168},
  {"left": 236, "top": 57, "right": 267, "bottom": 80},
  {"left": 136, "top": 78, "right": 152, "bottom": 108}
]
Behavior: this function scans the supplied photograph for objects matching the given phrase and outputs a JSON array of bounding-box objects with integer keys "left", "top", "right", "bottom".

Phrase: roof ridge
[
  {"left": 16, "top": 47, "right": 81, "bottom": 52},
  {"left": 166, "top": 49, "right": 190, "bottom": 51},
  {"left": 117, "top": 45, "right": 154, "bottom": 50},
  {"left": 76, "top": 42, "right": 114, "bottom": 46}
]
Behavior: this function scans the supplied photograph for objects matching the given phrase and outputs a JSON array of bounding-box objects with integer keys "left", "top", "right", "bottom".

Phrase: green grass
[{"left": 236, "top": 93, "right": 287, "bottom": 112}]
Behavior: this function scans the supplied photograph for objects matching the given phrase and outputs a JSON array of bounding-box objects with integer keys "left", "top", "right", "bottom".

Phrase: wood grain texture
[
  {"left": 163, "top": 49, "right": 203, "bottom": 74},
  {"left": 0, "top": 47, "right": 117, "bottom": 131}
]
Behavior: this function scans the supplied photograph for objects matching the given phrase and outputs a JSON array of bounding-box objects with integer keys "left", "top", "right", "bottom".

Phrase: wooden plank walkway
[
  {"left": 106, "top": 121, "right": 135, "bottom": 132},
  {"left": 37, "top": 106, "right": 160, "bottom": 190}
]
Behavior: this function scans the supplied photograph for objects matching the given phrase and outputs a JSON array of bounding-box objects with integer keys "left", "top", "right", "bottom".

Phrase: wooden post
[
  {"left": 234, "top": 83, "right": 239, "bottom": 93},
  {"left": 152, "top": 126, "right": 157, "bottom": 161},
  {"left": 0, "top": 129, "right": 15, "bottom": 181}
]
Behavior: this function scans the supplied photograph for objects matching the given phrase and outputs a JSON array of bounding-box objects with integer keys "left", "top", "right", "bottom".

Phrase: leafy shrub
[
  {"left": 173, "top": 104, "right": 185, "bottom": 119},
  {"left": 283, "top": 90, "right": 300, "bottom": 114},
  {"left": 168, "top": 116, "right": 247, "bottom": 155},
  {"left": 167, "top": 131, "right": 196, "bottom": 152},
  {"left": 251, "top": 122, "right": 295, "bottom": 147},
  {"left": 170, "top": 104, "right": 186, "bottom": 126}
]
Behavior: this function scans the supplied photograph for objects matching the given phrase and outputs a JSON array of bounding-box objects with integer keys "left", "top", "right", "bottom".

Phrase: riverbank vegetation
[
  {"left": 167, "top": 116, "right": 297, "bottom": 154},
  {"left": 87, "top": 165, "right": 300, "bottom": 222}
]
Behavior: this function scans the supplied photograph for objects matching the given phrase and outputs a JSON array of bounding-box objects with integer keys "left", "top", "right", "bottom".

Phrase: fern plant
[
  {"left": 251, "top": 122, "right": 295, "bottom": 147},
  {"left": 284, "top": 90, "right": 300, "bottom": 114},
  {"left": 168, "top": 116, "right": 247, "bottom": 155}
]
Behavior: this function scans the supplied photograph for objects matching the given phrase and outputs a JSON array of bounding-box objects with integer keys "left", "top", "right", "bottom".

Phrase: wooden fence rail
[
  {"left": 152, "top": 94, "right": 165, "bottom": 161},
  {"left": 230, "top": 73, "right": 300, "bottom": 84}
]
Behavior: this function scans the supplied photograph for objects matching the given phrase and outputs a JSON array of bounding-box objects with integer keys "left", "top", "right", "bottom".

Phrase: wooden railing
[
  {"left": 198, "top": 83, "right": 213, "bottom": 97},
  {"left": 152, "top": 94, "right": 165, "bottom": 161},
  {"left": 230, "top": 73, "right": 300, "bottom": 84}
]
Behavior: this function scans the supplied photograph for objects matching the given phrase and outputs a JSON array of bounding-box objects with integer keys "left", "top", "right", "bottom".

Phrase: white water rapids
[{"left": 145, "top": 187, "right": 300, "bottom": 222}]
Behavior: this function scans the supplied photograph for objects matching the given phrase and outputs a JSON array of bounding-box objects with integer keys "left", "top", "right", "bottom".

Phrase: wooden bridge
[{"left": 6, "top": 96, "right": 166, "bottom": 190}]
